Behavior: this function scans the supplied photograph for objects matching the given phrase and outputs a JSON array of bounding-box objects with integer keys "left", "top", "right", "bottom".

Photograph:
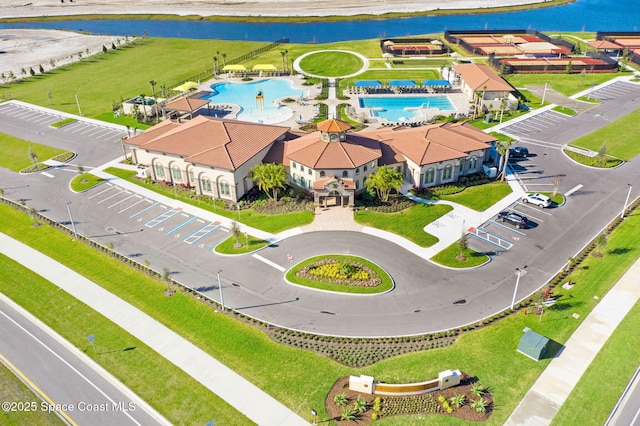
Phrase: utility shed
[{"left": 517, "top": 329, "right": 549, "bottom": 361}]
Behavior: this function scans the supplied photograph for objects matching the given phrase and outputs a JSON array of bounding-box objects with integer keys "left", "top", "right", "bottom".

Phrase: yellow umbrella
[
  {"left": 172, "top": 81, "right": 198, "bottom": 92},
  {"left": 252, "top": 64, "right": 278, "bottom": 71},
  {"left": 223, "top": 64, "right": 247, "bottom": 72}
]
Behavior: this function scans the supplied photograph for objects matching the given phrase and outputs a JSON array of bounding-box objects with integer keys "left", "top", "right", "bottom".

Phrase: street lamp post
[
  {"left": 217, "top": 269, "right": 225, "bottom": 311},
  {"left": 621, "top": 184, "right": 632, "bottom": 219},
  {"left": 311, "top": 408, "right": 318, "bottom": 425},
  {"left": 511, "top": 266, "right": 527, "bottom": 310},
  {"left": 66, "top": 202, "right": 78, "bottom": 239},
  {"left": 237, "top": 204, "right": 241, "bottom": 221}
]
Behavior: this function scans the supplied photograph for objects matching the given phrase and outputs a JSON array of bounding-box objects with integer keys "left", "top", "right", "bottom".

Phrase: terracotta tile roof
[
  {"left": 362, "top": 122, "right": 494, "bottom": 166},
  {"left": 452, "top": 63, "right": 514, "bottom": 92},
  {"left": 316, "top": 119, "right": 352, "bottom": 132},
  {"left": 286, "top": 132, "right": 382, "bottom": 169},
  {"left": 587, "top": 40, "right": 622, "bottom": 50},
  {"left": 124, "top": 116, "right": 289, "bottom": 171},
  {"left": 162, "top": 96, "right": 210, "bottom": 112},
  {"left": 312, "top": 177, "right": 356, "bottom": 190}
]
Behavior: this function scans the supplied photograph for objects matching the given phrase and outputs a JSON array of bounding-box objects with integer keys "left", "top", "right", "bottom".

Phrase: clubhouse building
[{"left": 124, "top": 117, "right": 495, "bottom": 205}]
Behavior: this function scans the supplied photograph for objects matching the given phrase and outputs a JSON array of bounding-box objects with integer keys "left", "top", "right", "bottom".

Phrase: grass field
[
  {"left": 69, "top": 173, "right": 106, "bottom": 192},
  {"left": 504, "top": 72, "right": 626, "bottom": 97},
  {"left": 0, "top": 132, "right": 66, "bottom": 172},
  {"left": 568, "top": 107, "right": 640, "bottom": 160},
  {"left": 1, "top": 194, "right": 639, "bottom": 424},
  {"left": 298, "top": 51, "right": 364, "bottom": 77},
  {"left": 354, "top": 203, "right": 452, "bottom": 247},
  {"left": 430, "top": 244, "right": 489, "bottom": 268}
]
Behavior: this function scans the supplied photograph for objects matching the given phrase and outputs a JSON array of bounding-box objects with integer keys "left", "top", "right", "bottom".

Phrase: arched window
[
  {"left": 469, "top": 156, "right": 478, "bottom": 171},
  {"left": 300, "top": 176, "right": 306, "bottom": 187},
  {"left": 320, "top": 171, "right": 326, "bottom": 178},
  {"left": 300, "top": 165, "right": 305, "bottom": 172},
  {"left": 219, "top": 180, "right": 230, "bottom": 197},
  {"left": 342, "top": 170, "right": 348, "bottom": 178},
  {"left": 188, "top": 169, "right": 195, "bottom": 184},
  {"left": 355, "top": 179, "right": 360, "bottom": 189},
  {"left": 424, "top": 168, "right": 435, "bottom": 184},
  {"left": 330, "top": 133, "right": 338, "bottom": 142},
  {"left": 443, "top": 164, "right": 453, "bottom": 181},
  {"left": 308, "top": 168, "right": 312, "bottom": 175},
  {"left": 154, "top": 163, "right": 165, "bottom": 179},
  {"left": 171, "top": 166, "right": 181, "bottom": 182},
  {"left": 292, "top": 173, "right": 299, "bottom": 184},
  {"left": 201, "top": 177, "right": 212, "bottom": 193}
]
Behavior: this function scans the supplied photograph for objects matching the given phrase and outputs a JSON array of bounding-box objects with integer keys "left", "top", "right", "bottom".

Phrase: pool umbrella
[
  {"left": 172, "top": 81, "right": 198, "bottom": 92},
  {"left": 223, "top": 64, "right": 247, "bottom": 72},
  {"left": 252, "top": 64, "right": 278, "bottom": 71}
]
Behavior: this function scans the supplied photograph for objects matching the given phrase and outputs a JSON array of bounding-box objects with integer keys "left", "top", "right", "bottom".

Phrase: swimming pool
[
  {"left": 359, "top": 96, "right": 455, "bottom": 122},
  {"left": 202, "top": 79, "right": 306, "bottom": 124}
]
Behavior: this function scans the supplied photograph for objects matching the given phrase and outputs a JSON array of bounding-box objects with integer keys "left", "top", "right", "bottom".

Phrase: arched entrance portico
[{"left": 313, "top": 177, "right": 355, "bottom": 207}]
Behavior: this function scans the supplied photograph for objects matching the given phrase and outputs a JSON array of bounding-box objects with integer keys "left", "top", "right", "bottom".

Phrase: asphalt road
[
  {"left": 608, "top": 367, "right": 640, "bottom": 426},
  {"left": 0, "top": 296, "right": 168, "bottom": 426},
  {"left": 0, "top": 83, "right": 639, "bottom": 336}
]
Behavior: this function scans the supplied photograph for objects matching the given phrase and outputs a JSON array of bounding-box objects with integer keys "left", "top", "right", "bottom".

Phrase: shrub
[
  {"left": 334, "top": 392, "right": 349, "bottom": 406},
  {"left": 471, "top": 397, "right": 488, "bottom": 413}
]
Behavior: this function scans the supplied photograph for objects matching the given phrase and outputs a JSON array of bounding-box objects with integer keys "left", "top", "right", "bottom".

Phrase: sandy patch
[
  {"left": 1, "top": 0, "right": 548, "bottom": 19},
  {"left": 0, "top": 29, "right": 123, "bottom": 80}
]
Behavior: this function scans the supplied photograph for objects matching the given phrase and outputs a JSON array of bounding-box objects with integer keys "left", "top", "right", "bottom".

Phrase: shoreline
[{"left": 0, "top": 0, "right": 574, "bottom": 21}]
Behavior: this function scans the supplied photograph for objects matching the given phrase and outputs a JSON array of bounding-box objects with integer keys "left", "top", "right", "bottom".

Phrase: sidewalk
[
  {"left": 505, "top": 257, "right": 640, "bottom": 425},
  {"left": 0, "top": 232, "right": 308, "bottom": 426}
]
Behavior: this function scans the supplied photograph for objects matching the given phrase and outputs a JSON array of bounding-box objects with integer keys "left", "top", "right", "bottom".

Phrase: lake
[{"left": 0, "top": 0, "right": 636, "bottom": 43}]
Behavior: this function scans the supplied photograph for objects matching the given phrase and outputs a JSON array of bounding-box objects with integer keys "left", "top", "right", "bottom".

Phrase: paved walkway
[
  {"left": 505, "top": 258, "right": 640, "bottom": 425},
  {"left": 0, "top": 233, "right": 308, "bottom": 426}
]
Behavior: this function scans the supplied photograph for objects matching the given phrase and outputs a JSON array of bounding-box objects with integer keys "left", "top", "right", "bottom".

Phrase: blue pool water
[
  {"left": 202, "top": 79, "right": 306, "bottom": 124},
  {"left": 359, "top": 96, "right": 454, "bottom": 122}
]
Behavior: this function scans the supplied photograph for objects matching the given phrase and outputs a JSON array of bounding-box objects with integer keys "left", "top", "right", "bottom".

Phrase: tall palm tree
[
  {"left": 149, "top": 80, "right": 157, "bottom": 100},
  {"left": 222, "top": 53, "right": 227, "bottom": 68},
  {"left": 213, "top": 55, "right": 219, "bottom": 76},
  {"left": 280, "top": 50, "right": 287, "bottom": 72},
  {"left": 139, "top": 94, "right": 147, "bottom": 119}
]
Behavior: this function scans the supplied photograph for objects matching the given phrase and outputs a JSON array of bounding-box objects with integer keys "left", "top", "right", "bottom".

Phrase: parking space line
[
  {"left": 96, "top": 188, "right": 124, "bottom": 203},
  {"left": 183, "top": 222, "right": 221, "bottom": 244},
  {"left": 166, "top": 216, "right": 197, "bottom": 235},
  {"left": 116, "top": 196, "right": 145, "bottom": 213},
  {"left": 469, "top": 227, "right": 514, "bottom": 250},
  {"left": 108, "top": 193, "right": 136, "bottom": 209},
  {"left": 145, "top": 208, "right": 182, "bottom": 228},
  {"left": 41, "top": 171, "right": 55, "bottom": 178},
  {"left": 515, "top": 202, "right": 552, "bottom": 216},
  {"left": 129, "top": 202, "right": 160, "bottom": 219},
  {"left": 87, "top": 183, "right": 115, "bottom": 199},
  {"left": 564, "top": 184, "right": 583, "bottom": 196}
]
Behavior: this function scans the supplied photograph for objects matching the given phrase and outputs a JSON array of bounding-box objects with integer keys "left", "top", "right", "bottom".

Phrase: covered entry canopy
[
  {"left": 172, "top": 81, "right": 199, "bottom": 92},
  {"left": 252, "top": 64, "right": 277, "bottom": 71},
  {"left": 517, "top": 329, "right": 549, "bottom": 361},
  {"left": 223, "top": 64, "right": 247, "bottom": 71}
]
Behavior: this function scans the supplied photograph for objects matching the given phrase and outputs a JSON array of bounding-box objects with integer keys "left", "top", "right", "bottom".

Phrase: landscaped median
[{"left": 285, "top": 254, "right": 393, "bottom": 294}]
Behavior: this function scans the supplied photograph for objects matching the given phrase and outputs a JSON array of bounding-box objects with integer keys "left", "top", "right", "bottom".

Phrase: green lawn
[
  {"left": 1, "top": 194, "right": 639, "bottom": 424},
  {"left": 104, "top": 167, "right": 314, "bottom": 232},
  {"left": 354, "top": 203, "right": 452, "bottom": 247},
  {"left": 70, "top": 173, "right": 106, "bottom": 192},
  {"left": 0, "top": 361, "right": 65, "bottom": 426},
  {"left": 298, "top": 51, "right": 364, "bottom": 77},
  {"left": 504, "top": 72, "right": 625, "bottom": 97},
  {"left": 563, "top": 149, "right": 623, "bottom": 168},
  {"left": 0, "top": 132, "right": 65, "bottom": 172},
  {"left": 430, "top": 244, "right": 489, "bottom": 268},
  {"left": 552, "top": 105, "right": 576, "bottom": 116},
  {"left": 439, "top": 181, "right": 513, "bottom": 211},
  {"left": 214, "top": 234, "right": 270, "bottom": 254},
  {"left": 567, "top": 108, "right": 640, "bottom": 160},
  {"left": 285, "top": 254, "right": 394, "bottom": 294}
]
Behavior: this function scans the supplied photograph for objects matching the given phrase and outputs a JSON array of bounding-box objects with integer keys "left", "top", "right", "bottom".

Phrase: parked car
[
  {"left": 522, "top": 193, "right": 551, "bottom": 208},
  {"left": 509, "top": 146, "right": 529, "bottom": 158},
  {"left": 497, "top": 211, "right": 528, "bottom": 229}
]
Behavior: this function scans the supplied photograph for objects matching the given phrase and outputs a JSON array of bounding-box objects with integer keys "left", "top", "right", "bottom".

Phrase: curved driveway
[{"left": 0, "top": 80, "right": 639, "bottom": 336}]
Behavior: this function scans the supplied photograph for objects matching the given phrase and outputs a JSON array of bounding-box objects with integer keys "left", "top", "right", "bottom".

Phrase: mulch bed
[{"left": 325, "top": 373, "right": 493, "bottom": 424}]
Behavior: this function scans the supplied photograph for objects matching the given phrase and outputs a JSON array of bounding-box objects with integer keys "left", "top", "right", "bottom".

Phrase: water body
[{"left": 0, "top": 0, "right": 635, "bottom": 43}]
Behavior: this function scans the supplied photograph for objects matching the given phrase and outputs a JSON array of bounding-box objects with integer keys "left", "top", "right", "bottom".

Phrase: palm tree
[
  {"left": 213, "top": 55, "right": 219, "bottom": 76},
  {"left": 280, "top": 50, "right": 287, "bottom": 72},
  {"left": 364, "top": 166, "right": 404, "bottom": 202},
  {"left": 149, "top": 80, "right": 157, "bottom": 100},
  {"left": 139, "top": 94, "right": 147, "bottom": 119},
  {"left": 221, "top": 53, "right": 227, "bottom": 68},
  {"left": 250, "top": 163, "right": 288, "bottom": 201}
]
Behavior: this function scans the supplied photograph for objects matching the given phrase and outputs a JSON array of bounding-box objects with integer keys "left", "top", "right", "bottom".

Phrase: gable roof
[
  {"left": 452, "top": 63, "right": 514, "bottom": 92},
  {"left": 162, "top": 96, "right": 210, "bottom": 112},
  {"left": 124, "top": 115, "right": 289, "bottom": 170}
]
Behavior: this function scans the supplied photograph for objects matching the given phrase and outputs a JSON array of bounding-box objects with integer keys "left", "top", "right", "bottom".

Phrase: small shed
[{"left": 517, "top": 329, "right": 549, "bottom": 361}]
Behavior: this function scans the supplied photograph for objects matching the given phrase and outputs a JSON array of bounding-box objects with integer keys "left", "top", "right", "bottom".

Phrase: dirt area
[
  {"left": 325, "top": 374, "right": 493, "bottom": 424},
  {"left": 0, "top": 29, "right": 122, "bottom": 80},
  {"left": 0, "top": 0, "right": 548, "bottom": 18}
]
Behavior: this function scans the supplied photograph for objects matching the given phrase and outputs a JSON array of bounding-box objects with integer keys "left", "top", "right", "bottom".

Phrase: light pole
[
  {"left": 66, "top": 202, "right": 78, "bottom": 239},
  {"left": 511, "top": 266, "right": 527, "bottom": 310},
  {"left": 621, "top": 184, "right": 632, "bottom": 219},
  {"left": 237, "top": 204, "right": 241, "bottom": 221},
  {"left": 217, "top": 269, "right": 225, "bottom": 311},
  {"left": 541, "top": 81, "right": 548, "bottom": 105},
  {"left": 311, "top": 408, "right": 318, "bottom": 425}
]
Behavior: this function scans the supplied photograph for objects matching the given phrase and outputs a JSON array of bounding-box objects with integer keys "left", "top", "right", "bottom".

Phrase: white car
[{"left": 522, "top": 193, "right": 551, "bottom": 208}]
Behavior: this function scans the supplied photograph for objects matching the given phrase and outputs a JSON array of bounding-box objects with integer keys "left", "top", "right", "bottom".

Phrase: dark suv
[
  {"left": 509, "top": 146, "right": 529, "bottom": 158},
  {"left": 497, "top": 211, "right": 528, "bottom": 229}
]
